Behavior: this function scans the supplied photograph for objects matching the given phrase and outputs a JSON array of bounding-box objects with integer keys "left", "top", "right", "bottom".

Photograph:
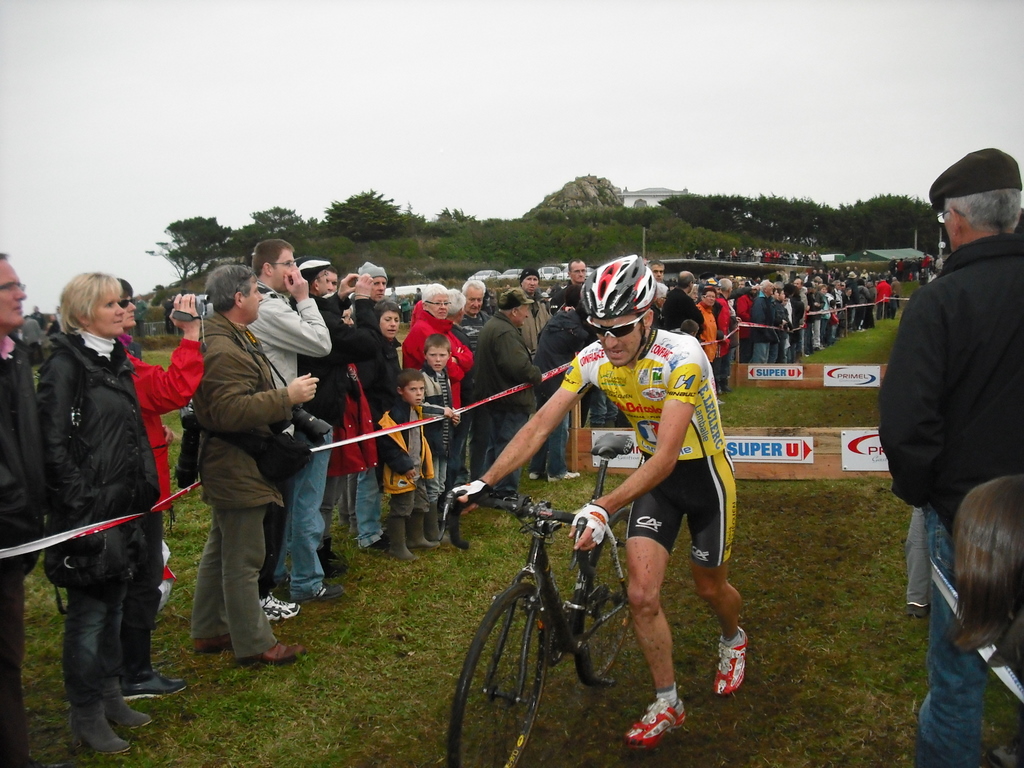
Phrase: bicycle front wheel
[
  {"left": 572, "top": 507, "right": 630, "bottom": 682},
  {"left": 447, "top": 582, "right": 547, "bottom": 768}
]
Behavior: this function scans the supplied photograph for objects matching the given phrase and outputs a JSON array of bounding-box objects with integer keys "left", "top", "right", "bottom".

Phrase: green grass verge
[{"left": 24, "top": 303, "right": 1016, "bottom": 766}]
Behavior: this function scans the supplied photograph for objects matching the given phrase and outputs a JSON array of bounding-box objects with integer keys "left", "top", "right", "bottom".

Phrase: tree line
[{"left": 150, "top": 189, "right": 936, "bottom": 289}]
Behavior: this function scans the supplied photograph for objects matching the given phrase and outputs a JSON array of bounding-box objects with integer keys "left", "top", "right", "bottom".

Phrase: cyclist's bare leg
[
  {"left": 690, "top": 561, "right": 741, "bottom": 639},
  {"left": 625, "top": 536, "right": 674, "bottom": 689}
]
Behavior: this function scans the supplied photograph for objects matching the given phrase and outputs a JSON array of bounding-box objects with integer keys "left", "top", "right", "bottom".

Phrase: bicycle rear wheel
[
  {"left": 572, "top": 507, "right": 630, "bottom": 682},
  {"left": 447, "top": 582, "right": 547, "bottom": 768}
]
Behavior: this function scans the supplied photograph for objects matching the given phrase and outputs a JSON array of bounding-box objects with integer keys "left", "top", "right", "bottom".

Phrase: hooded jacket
[
  {"left": 37, "top": 334, "right": 159, "bottom": 586},
  {"left": 377, "top": 400, "right": 434, "bottom": 495}
]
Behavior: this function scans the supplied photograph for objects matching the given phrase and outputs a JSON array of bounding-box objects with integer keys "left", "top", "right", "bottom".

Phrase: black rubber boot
[
  {"left": 407, "top": 510, "right": 440, "bottom": 549},
  {"left": 386, "top": 516, "right": 417, "bottom": 561},
  {"left": 447, "top": 504, "right": 470, "bottom": 550},
  {"left": 120, "top": 625, "right": 186, "bottom": 700},
  {"left": 317, "top": 539, "right": 347, "bottom": 578}
]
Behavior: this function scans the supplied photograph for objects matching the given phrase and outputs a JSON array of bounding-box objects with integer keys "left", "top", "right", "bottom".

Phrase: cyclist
[{"left": 454, "top": 254, "right": 745, "bottom": 750}]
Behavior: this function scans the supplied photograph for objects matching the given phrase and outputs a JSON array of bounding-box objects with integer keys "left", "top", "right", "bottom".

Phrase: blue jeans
[
  {"left": 751, "top": 341, "right": 771, "bottom": 363},
  {"left": 916, "top": 506, "right": 988, "bottom": 768},
  {"left": 354, "top": 467, "right": 385, "bottom": 547},
  {"left": 485, "top": 408, "right": 530, "bottom": 495},
  {"left": 528, "top": 410, "right": 569, "bottom": 478},
  {"left": 63, "top": 581, "right": 128, "bottom": 706},
  {"left": 278, "top": 433, "right": 329, "bottom": 600},
  {"left": 427, "top": 455, "right": 448, "bottom": 504}
]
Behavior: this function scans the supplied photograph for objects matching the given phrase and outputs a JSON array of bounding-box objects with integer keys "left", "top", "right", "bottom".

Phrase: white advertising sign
[
  {"left": 746, "top": 365, "right": 804, "bottom": 380},
  {"left": 842, "top": 429, "right": 889, "bottom": 471},
  {"left": 725, "top": 436, "right": 814, "bottom": 464},
  {"left": 824, "top": 365, "right": 882, "bottom": 388},
  {"left": 590, "top": 430, "right": 643, "bottom": 469}
]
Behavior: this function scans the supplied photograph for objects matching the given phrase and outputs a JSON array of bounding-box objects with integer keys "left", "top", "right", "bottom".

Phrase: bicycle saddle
[{"left": 591, "top": 433, "right": 634, "bottom": 460}]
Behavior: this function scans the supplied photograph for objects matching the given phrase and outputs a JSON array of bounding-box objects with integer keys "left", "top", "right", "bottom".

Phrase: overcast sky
[{"left": 2, "top": 0, "right": 1022, "bottom": 312}]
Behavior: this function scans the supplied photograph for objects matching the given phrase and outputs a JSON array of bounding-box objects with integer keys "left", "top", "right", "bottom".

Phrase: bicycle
[{"left": 444, "top": 432, "right": 635, "bottom": 768}]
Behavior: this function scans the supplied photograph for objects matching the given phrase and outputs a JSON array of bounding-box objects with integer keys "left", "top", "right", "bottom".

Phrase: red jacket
[
  {"left": 735, "top": 292, "right": 754, "bottom": 339},
  {"left": 715, "top": 297, "right": 733, "bottom": 356},
  {"left": 129, "top": 339, "right": 204, "bottom": 509},
  {"left": 401, "top": 311, "right": 474, "bottom": 407},
  {"left": 875, "top": 280, "right": 892, "bottom": 304}
]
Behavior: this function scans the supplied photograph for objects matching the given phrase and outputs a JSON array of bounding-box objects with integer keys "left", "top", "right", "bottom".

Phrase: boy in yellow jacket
[{"left": 377, "top": 369, "right": 438, "bottom": 560}]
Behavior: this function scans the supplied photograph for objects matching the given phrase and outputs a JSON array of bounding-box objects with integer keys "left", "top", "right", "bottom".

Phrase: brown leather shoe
[
  {"left": 193, "top": 634, "right": 233, "bottom": 654},
  {"left": 237, "top": 642, "right": 307, "bottom": 667}
]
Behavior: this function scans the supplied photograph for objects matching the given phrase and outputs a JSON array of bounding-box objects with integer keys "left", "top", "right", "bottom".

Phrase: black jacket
[
  {"left": 661, "top": 288, "right": 703, "bottom": 333},
  {"left": 533, "top": 307, "right": 593, "bottom": 400},
  {"left": 355, "top": 317, "right": 402, "bottom": 424},
  {"left": 879, "top": 233, "right": 1024, "bottom": 531},
  {"left": 37, "top": 334, "right": 159, "bottom": 587},
  {"left": 297, "top": 294, "right": 378, "bottom": 425},
  {"left": 0, "top": 338, "right": 47, "bottom": 573}
]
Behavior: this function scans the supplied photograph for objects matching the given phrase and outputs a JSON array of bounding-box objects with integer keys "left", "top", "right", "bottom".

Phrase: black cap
[
  {"left": 929, "top": 148, "right": 1021, "bottom": 211},
  {"left": 519, "top": 268, "right": 540, "bottom": 283}
]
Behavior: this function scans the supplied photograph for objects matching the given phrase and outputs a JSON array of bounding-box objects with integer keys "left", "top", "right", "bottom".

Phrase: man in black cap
[
  {"left": 471, "top": 288, "right": 542, "bottom": 496},
  {"left": 517, "top": 268, "right": 551, "bottom": 357},
  {"left": 879, "top": 148, "right": 1024, "bottom": 768}
]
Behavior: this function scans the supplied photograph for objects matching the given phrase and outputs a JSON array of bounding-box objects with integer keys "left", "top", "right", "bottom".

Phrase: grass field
[{"left": 22, "top": 294, "right": 1018, "bottom": 766}]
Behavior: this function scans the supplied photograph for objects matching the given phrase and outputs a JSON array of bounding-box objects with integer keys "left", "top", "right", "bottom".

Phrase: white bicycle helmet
[{"left": 582, "top": 255, "right": 657, "bottom": 319}]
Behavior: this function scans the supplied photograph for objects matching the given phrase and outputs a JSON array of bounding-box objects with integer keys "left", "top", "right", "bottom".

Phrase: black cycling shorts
[{"left": 627, "top": 451, "right": 737, "bottom": 567}]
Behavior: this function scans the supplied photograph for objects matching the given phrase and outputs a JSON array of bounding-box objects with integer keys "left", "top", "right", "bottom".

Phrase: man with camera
[
  {"left": 190, "top": 264, "right": 318, "bottom": 666},
  {"left": 248, "top": 240, "right": 336, "bottom": 608},
  {"left": 292, "top": 257, "right": 379, "bottom": 568}
]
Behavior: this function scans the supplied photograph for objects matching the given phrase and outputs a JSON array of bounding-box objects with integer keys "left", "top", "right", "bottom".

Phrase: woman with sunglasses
[{"left": 37, "top": 273, "right": 160, "bottom": 754}]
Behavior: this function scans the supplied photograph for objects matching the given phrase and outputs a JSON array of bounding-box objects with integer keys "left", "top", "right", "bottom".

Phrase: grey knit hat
[{"left": 358, "top": 261, "right": 388, "bottom": 280}]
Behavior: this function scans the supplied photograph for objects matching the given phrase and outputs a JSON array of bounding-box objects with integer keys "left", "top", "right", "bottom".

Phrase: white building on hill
[{"left": 620, "top": 186, "right": 688, "bottom": 208}]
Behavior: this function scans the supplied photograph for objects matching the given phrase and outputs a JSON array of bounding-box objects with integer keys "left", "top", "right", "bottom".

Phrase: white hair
[
  {"left": 447, "top": 288, "right": 466, "bottom": 314},
  {"left": 946, "top": 189, "right": 1022, "bottom": 233},
  {"left": 421, "top": 282, "right": 449, "bottom": 302},
  {"left": 462, "top": 279, "right": 486, "bottom": 295}
]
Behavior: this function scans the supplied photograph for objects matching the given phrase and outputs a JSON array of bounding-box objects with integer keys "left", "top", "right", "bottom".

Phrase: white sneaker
[
  {"left": 548, "top": 472, "right": 580, "bottom": 482},
  {"left": 261, "top": 594, "right": 301, "bottom": 622},
  {"left": 528, "top": 472, "right": 543, "bottom": 480}
]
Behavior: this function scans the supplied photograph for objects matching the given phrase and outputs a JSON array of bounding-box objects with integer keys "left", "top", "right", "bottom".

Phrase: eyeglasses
[
  {"left": 937, "top": 209, "right": 959, "bottom": 224},
  {"left": 117, "top": 298, "right": 133, "bottom": 308},
  {"left": 0, "top": 281, "right": 26, "bottom": 292},
  {"left": 587, "top": 314, "right": 646, "bottom": 338},
  {"left": 425, "top": 300, "right": 450, "bottom": 306},
  {"left": 270, "top": 260, "right": 296, "bottom": 268}
]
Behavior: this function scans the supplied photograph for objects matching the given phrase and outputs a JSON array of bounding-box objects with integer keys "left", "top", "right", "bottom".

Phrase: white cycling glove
[
  {"left": 572, "top": 503, "right": 610, "bottom": 546},
  {"left": 450, "top": 480, "right": 491, "bottom": 505}
]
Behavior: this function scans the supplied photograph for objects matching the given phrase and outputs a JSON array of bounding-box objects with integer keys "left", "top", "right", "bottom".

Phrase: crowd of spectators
[{"left": 3, "top": 244, "right": 911, "bottom": 761}]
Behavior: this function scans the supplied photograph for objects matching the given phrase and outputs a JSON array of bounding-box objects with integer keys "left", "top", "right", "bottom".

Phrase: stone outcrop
[{"left": 526, "top": 175, "right": 623, "bottom": 216}]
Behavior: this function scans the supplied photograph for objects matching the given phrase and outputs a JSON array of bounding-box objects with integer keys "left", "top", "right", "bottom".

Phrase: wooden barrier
[
  {"left": 569, "top": 426, "right": 890, "bottom": 481},
  {"left": 732, "top": 363, "right": 887, "bottom": 389}
]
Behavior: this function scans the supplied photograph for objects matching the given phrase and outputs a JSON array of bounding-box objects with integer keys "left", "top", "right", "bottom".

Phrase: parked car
[
  {"left": 538, "top": 266, "right": 561, "bottom": 281},
  {"left": 469, "top": 269, "right": 501, "bottom": 281},
  {"left": 499, "top": 268, "right": 523, "bottom": 280}
]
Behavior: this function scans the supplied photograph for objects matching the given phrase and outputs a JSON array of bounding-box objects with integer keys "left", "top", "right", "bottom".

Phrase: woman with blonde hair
[{"left": 37, "top": 273, "right": 159, "bottom": 754}]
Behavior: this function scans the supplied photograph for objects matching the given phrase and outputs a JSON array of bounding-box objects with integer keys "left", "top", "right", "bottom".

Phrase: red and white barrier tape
[{"left": 0, "top": 365, "right": 572, "bottom": 560}]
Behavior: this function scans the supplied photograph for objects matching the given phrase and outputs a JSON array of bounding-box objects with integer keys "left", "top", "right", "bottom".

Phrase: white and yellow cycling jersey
[{"left": 560, "top": 330, "right": 725, "bottom": 460}]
